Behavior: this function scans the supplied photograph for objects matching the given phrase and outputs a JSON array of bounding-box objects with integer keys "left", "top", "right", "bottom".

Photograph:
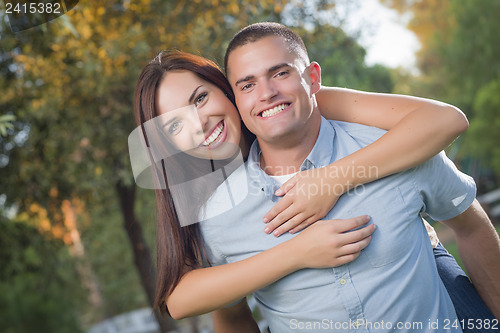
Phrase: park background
[{"left": 1, "top": 0, "right": 499, "bottom": 332}]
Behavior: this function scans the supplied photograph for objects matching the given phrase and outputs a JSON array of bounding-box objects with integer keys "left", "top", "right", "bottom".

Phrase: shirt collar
[
  {"left": 247, "top": 116, "right": 336, "bottom": 200},
  {"left": 300, "top": 116, "right": 336, "bottom": 170}
]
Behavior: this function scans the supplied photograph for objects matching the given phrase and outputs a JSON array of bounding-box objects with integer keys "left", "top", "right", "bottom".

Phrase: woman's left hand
[{"left": 263, "top": 166, "right": 346, "bottom": 237}]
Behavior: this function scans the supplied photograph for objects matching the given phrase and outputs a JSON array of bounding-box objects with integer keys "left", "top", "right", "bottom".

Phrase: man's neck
[{"left": 258, "top": 112, "right": 321, "bottom": 176}]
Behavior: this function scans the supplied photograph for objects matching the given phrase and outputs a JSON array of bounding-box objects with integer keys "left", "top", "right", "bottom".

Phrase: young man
[{"left": 204, "top": 23, "right": 500, "bottom": 332}]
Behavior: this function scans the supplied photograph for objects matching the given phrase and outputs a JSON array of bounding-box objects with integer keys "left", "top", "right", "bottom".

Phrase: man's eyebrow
[
  {"left": 235, "top": 75, "right": 255, "bottom": 87},
  {"left": 268, "top": 63, "right": 291, "bottom": 73},
  {"left": 188, "top": 85, "right": 203, "bottom": 104},
  {"left": 234, "top": 63, "right": 292, "bottom": 87}
]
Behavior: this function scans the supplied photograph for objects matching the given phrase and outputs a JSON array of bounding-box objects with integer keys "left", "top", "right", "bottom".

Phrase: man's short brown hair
[{"left": 224, "top": 22, "right": 310, "bottom": 75}]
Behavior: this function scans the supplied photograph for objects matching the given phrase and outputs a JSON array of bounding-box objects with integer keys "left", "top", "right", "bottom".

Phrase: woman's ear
[{"left": 309, "top": 62, "right": 321, "bottom": 94}]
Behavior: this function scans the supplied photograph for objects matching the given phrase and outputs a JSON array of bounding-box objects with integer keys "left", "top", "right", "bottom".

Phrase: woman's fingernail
[
  {"left": 275, "top": 189, "right": 283, "bottom": 196},
  {"left": 264, "top": 227, "right": 270, "bottom": 234},
  {"left": 263, "top": 217, "right": 269, "bottom": 223},
  {"left": 273, "top": 230, "right": 280, "bottom": 237}
]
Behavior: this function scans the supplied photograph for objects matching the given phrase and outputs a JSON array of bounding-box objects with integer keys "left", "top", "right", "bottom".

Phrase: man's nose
[{"left": 257, "top": 79, "right": 278, "bottom": 102}]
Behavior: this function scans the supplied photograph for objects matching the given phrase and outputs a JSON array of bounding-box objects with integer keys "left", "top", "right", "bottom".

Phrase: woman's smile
[{"left": 200, "top": 120, "right": 227, "bottom": 148}]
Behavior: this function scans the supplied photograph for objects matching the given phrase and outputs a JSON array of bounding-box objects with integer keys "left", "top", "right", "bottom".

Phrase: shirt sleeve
[
  {"left": 200, "top": 224, "right": 247, "bottom": 308},
  {"left": 200, "top": 222, "right": 229, "bottom": 268},
  {"left": 413, "top": 151, "right": 476, "bottom": 221}
]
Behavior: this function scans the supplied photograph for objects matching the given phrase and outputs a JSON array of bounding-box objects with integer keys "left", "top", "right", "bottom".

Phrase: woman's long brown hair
[{"left": 133, "top": 50, "right": 254, "bottom": 315}]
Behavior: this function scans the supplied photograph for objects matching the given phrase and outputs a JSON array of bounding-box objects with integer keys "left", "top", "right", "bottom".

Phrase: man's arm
[
  {"left": 441, "top": 199, "right": 500, "bottom": 319},
  {"left": 211, "top": 298, "right": 260, "bottom": 333}
]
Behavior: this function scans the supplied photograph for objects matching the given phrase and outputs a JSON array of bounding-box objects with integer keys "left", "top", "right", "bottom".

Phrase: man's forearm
[
  {"left": 442, "top": 200, "right": 500, "bottom": 319},
  {"left": 211, "top": 299, "right": 260, "bottom": 333}
]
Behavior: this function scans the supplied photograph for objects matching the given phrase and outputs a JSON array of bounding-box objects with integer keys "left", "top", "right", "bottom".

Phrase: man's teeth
[
  {"left": 261, "top": 104, "right": 288, "bottom": 117},
  {"left": 202, "top": 122, "right": 224, "bottom": 146}
]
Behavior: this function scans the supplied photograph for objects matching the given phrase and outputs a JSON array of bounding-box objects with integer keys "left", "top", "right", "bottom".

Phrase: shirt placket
[{"left": 333, "top": 266, "right": 368, "bottom": 332}]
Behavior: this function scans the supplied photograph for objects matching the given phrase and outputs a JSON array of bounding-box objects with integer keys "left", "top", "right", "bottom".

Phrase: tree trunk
[{"left": 115, "top": 181, "right": 177, "bottom": 332}]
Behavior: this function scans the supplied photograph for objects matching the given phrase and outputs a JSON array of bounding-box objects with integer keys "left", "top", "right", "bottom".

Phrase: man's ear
[{"left": 309, "top": 62, "right": 321, "bottom": 94}]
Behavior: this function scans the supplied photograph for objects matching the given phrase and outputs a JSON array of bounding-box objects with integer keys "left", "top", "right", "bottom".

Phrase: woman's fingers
[
  {"left": 332, "top": 215, "right": 372, "bottom": 233},
  {"left": 262, "top": 195, "right": 293, "bottom": 224},
  {"left": 293, "top": 217, "right": 375, "bottom": 268},
  {"left": 274, "top": 175, "right": 299, "bottom": 196},
  {"left": 340, "top": 222, "right": 376, "bottom": 244},
  {"left": 270, "top": 213, "right": 311, "bottom": 237},
  {"left": 289, "top": 215, "right": 319, "bottom": 234},
  {"left": 339, "top": 235, "right": 373, "bottom": 256}
]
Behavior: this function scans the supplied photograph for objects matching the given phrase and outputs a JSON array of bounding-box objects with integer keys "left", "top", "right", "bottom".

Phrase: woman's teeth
[
  {"left": 202, "top": 121, "right": 224, "bottom": 146},
  {"left": 261, "top": 103, "right": 288, "bottom": 118}
]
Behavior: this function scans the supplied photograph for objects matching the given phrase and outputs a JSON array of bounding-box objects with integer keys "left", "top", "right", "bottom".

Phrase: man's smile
[{"left": 260, "top": 103, "right": 291, "bottom": 118}]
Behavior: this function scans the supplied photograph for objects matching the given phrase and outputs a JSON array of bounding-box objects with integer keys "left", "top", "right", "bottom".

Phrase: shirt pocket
[{"left": 345, "top": 186, "right": 415, "bottom": 268}]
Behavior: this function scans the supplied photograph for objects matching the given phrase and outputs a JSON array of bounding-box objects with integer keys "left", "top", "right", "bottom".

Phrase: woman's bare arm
[
  {"left": 316, "top": 87, "right": 468, "bottom": 179},
  {"left": 263, "top": 87, "right": 469, "bottom": 236},
  {"left": 167, "top": 216, "right": 374, "bottom": 319}
]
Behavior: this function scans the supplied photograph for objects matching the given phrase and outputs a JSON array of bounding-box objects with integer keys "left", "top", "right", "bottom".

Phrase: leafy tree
[
  {"left": 0, "top": 0, "right": 288, "bottom": 329},
  {"left": 467, "top": 77, "right": 500, "bottom": 177},
  {"left": 0, "top": 217, "right": 83, "bottom": 333},
  {"left": 1, "top": 1, "right": 392, "bottom": 330},
  {"left": 302, "top": 24, "right": 393, "bottom": 92},
  {"left": 0, "top": 115, "right": 15, "bottom": 136},
  {"left": 381, "top": 0, "right": 500, "bottom": 183}
]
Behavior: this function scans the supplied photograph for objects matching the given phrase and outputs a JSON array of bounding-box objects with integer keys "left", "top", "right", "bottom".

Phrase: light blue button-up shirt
[{"left": 200, "top": 118, "right": 475, "bottom": 332}]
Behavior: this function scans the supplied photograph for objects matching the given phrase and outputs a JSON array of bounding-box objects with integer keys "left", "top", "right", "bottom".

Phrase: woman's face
[{"left": 155, "top": 70, "right": 242, "bottom": 160}]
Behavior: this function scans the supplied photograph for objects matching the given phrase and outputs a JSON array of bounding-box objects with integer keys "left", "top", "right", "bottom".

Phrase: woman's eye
[
  {"left": 168, "top": 121, "right": 182, "bottom": 134},
  {"left": 194, "top": 92, "right": 207, "bottom": 106}
]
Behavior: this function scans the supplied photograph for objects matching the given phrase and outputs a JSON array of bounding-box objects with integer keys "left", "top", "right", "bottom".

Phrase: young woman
[{"left": 132, "top": 51, "right": 493, "bottom": 326}]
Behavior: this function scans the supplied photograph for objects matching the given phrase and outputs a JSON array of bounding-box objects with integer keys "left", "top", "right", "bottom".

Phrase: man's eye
[
  {"left": 241, "top": 83, "right": 254, "bottom": 91},
  {"left": 275, "top": 71, "right": 289, "bottom": 78},
  {"left": 194, "top": 92, "right": 207, "bottom": 106},
  {"left": 168, "top": 121, "right": 182, "bottom": 134}
]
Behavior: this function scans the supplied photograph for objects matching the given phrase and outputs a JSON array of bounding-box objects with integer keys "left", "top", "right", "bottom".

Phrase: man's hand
[
  {"left": 441, "top": 199, "right": 500, "bottom": 319},
  {"left": 211, "top": 299, "right": 260, "bottom": 333},
  {"left": 263, "top": 166, "right": 347, "bottom": 237}
]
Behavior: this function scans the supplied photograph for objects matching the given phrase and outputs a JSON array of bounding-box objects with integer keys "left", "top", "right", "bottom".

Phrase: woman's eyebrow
[{"left": 189, "top": 85, "right": 203, "bottom": 104}]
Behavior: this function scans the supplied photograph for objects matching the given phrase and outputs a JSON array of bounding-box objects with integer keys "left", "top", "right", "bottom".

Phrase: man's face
[{"left": 226, "top": 36, "right": 320, "bottom": 145}]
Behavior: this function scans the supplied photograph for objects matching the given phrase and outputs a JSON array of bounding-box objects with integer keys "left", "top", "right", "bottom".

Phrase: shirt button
[
  {"left": 354, "top": 319, "right": 363, "bottom": 328},
  {"left": 339, "top": 278, "right": 346, "bottom": 285}
]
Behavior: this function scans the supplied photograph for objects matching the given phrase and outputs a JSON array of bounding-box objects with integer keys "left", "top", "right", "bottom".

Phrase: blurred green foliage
[
  {"left": 384, "top": 0, "right": 500, "bottom": 182},
  {"left": 0, "top": 0, "right": 394, "bottom": 330},
  {"left": 303, "top": 24, "right": 393, "bottom": 92},
  {"left": 0, "top": 217, "right": 83, "bottom": 333}
]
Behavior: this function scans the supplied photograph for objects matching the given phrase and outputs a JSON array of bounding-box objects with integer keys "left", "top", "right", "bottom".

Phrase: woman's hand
[
  {"left": 263, "top": 166, "right": 347, "bottom": 237},
  {"left": 167, "top": 215, "right": 375, "bottom": 318},
  {"left": 290, "top": 215, "right": 376, "bottom": 269}
]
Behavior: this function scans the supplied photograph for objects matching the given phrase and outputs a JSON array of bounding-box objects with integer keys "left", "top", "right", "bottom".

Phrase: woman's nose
[
  {"left": 195, "top": 108, "right": 210, "bottom": 133},
  {"left": 197, "top": 106, "right": 212, "bottom": 132}
]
